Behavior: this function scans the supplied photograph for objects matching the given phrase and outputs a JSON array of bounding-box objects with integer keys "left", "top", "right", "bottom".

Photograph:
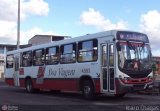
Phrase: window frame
[
  {"left": 33, "top": 48, "right": 45, "bottom": 66},
  {"left": 77, "top": 39, "right": 98, "bottom": 63},
  {"left": 21, "top": 51, "right": 32, "bottom": 67},
  {"left": 45, "top": 46, "right": 59, "bottom": 65},
  {"left": 6, "top": 54, "right": 14, "bottom": 68},
  {"left": 60, "top": 43, "right": 77, "bottom": 64}
]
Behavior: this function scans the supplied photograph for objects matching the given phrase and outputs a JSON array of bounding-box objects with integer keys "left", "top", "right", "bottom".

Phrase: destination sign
[{"left": 116, "top": 31, "right": 149, "bottom": 43}]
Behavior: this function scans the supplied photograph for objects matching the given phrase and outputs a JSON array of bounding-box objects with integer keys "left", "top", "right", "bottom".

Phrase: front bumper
[{"left": 115, "top": 78, "right": 153, "bottom": 94}]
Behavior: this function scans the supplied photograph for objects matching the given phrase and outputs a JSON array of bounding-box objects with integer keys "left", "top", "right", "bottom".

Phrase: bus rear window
[{"left": 6, "top": 55, "right": 14, "bottom": 68}]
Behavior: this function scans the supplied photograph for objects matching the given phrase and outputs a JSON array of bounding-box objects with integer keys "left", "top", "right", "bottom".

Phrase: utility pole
[{"left": 17, "top": 0, "right": 20, "bottom": 49}]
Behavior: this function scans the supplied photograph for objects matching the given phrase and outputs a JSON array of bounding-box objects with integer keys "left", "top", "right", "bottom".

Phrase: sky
[{"left": 0, "top": 0, "right": 160, "bottom": 56}]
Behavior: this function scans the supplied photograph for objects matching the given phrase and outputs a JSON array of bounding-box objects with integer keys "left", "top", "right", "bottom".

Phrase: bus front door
[
  {"left": 101, "top": 43, "right": 115, "bottom": 93},
  {"left": 13, "top": 55, "right": 20, "bottom": 87}
]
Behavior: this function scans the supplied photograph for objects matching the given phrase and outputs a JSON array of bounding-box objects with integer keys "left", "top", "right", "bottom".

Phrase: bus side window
[
  {"left": 33, "top": 49, "right": 45, "bottom": 66},
  {"left": 78, "top": 39, "right": 98, "bottom": 62},
  {"left": 46, "top": 46, "right": 59, "bottom": 65},
  {"left": 109, "top": 44, "right": 114, "bottom": 66},
  {"left": 93, "top": 39, "right": 98, "bottom": 61},
  {"left": 102, "top": 45, "right": 107, "bottom": 67},
  {"left": 22, "top": 51, "right": 32, "bottom": 67},
  {"left": 60, "top": 43, "right": 76, "bottom": 64}
]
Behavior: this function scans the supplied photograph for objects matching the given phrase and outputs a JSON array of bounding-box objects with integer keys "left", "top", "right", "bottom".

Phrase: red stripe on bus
[
  {"left": 33, "top": 79, "right": 78, "bottom": 91},
  {"left": 5, "top": 78, "right": 14, "bottom": 86},
  {"left": 5, "top": 78, "right": 100, "bottom": 93},
  {"left": 94, "top": 79, "right": 100, "bottom": 93},
  {"left": 19, "top": 79, "right": 25, "bottom": 87}
]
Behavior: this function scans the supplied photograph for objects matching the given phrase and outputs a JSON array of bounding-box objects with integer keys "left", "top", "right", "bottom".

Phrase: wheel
[
  {"left": 82, "top": 80, "right": 95, "bottom": 99},
  {"left": 26, "top": 79, "right": 34, "bottom": 93}
]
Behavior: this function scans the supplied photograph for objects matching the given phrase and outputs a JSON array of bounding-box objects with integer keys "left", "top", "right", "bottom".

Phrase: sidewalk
[
  {"left": 0, "top": 78, "right": 4, "bottom": 81},
  {"left": 0, "top": 78, "right": 5, "bottom": 85}
]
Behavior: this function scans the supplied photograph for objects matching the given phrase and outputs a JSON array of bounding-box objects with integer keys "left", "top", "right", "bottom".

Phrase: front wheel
[{"left": 82, "top": 80, "right": 95, "bottom": 99}]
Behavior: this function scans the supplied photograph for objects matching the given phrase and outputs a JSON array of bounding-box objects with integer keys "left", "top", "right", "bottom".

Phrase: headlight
[{"left": 119, "top": 74, "right": 131, "bottom": 84}]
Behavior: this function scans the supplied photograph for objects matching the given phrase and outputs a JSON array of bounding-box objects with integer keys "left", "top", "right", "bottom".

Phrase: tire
[
  {"left": 26, "top": 79, "right": 34, "bottom": 93},
  {"left": 82, "top": 80, "right": 95, "bottom": 99}
]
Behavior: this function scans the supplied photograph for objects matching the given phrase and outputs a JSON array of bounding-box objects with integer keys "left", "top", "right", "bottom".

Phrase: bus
[{"left": 5, "top": 30, "right": 153, "bottom": 99}]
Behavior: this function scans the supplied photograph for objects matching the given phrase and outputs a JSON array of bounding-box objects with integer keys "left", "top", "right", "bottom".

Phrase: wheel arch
[
  {"left": 25, "top": 76, "right": 32, "bottom": 86},
  {"left": 79, "top": 75, "right": 95, "bottom": 92}
]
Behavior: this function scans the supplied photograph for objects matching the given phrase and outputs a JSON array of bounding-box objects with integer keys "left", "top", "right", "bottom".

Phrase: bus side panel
[
  {"left": 19, "top": 78, "right": 26, "bottom": 87},
  {"left": 27, "top": 78, "right": 78, "bottom": 91},
  {"left": 94, "top": 79, "right": 101, "bottom": 93},
  {"left": 76, "top": 62, "right": 101, "bottom": 93},
  {"left": 5, "top": 68, "right": 14, "bottom": 86},
  {"left": 18, "top": 67, "right": 34, "bottom": 88},
  {"left": 44, "top": 79, "right": 78, "bottom": 91},
  {"left": 31, "top": 62, "right": 101, "bottom": 92},
  {"left": 33, "top": 64, "right": 79, "bottom": 91},
  {"left": 5, "top": 78, "right": 14, "bottom": 86},
  {"left": 32, "top": 78, "right": 100, "bottom": 93}
]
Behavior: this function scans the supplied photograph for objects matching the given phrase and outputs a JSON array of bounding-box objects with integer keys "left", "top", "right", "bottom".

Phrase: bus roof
[{"left": 6, "top": 30, "right": 146, "bottom": 55}]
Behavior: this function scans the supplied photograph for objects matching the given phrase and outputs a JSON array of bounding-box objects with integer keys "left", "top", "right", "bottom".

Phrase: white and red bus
[{"left": 5, "top": 30, "right": 153, "bottom": 99}]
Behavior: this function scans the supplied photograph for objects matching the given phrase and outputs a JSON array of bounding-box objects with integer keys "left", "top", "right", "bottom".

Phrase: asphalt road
[{"left": 0, "top": 81, "right": 160, "bottom": 111}]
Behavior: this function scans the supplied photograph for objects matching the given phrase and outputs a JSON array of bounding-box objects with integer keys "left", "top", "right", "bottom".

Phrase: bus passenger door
[
  {"left": 13, "top": 55, "right": 20, "bottom": 87},
  {"left": 108, "top": 43, "right": 115, "bottom": 92},
  {"left": 101, "top": 43, "right": 115, "bottom": 92}
]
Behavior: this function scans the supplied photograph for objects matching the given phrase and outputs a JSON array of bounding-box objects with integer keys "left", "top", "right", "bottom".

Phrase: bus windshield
[{"left": 117, "top": 42, "right": 152, "bottom": 73}]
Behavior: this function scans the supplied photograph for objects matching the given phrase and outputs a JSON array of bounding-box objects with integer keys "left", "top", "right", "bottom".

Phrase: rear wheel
[{"left": 82, "top": 80, "right": 95, "bottom": 99}]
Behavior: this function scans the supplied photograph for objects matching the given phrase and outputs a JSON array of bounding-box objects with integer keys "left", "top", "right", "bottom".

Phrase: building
[
  {"left": 152, "top": 57, "right": 160, "bottom": 75},
  {"left": 152, "top": 56, "right": 160, "bottom": 82},
  {"left": 28, "top": 35, "right": 68, "bottom": 46},
  {"left": 0, "top": 44, "right": 31, "bottom": 79}
]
